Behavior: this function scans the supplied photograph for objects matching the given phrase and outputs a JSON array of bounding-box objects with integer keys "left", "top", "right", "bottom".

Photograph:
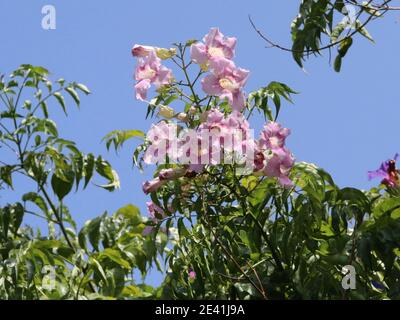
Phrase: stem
[
  {"left": 200, "top": 191, "right": 269, "bottom": 299},
  {"left": 39, "top": 185, "right": 74, "bottom": 249},
  {"left": 177, "top": 45, "right": 202, "bottom": 111}
]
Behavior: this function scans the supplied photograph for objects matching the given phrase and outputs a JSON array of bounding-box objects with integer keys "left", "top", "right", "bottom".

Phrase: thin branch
[{"left": 248, "top": 0, "right": 388, "bottom": 57}]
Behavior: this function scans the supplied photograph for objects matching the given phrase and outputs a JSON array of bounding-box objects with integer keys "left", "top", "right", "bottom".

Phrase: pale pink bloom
[
  {"left": 132, "top": 44, "right": 176, "bottom": 60},
  {"left": 197, "top": 109, "right": 254, "bottom": 164},
  {"left": 225, "top": 112, "right": 253, "bottom": 156},
  {"left": 134, "top": 51, "right": 173, "bottom": 100},
  {"left": 131, "top": 44, "right": 155, "bottom": 57},
  {"left": 202, "top": 58, "right": 249, "bottom": 111},
  {"left": 142, "top": 201, "right": 168, "bottom": 236},
  {"left": 259, "top": 122, "right": 291, "bottom": 150},
  {"left": 198, "top": 108, "right": 226, "bottom": 131},
  {"left": 225, "top": 111, "right": 251, "bottom": 138},
  {"left": 190, "top": 28, "right": 236, "bottom": 69},
  {"left": 142, "top": 177, "right": 166, "bottom": 194},
  {"left": 263, "top": 148, "right": 295, "bottom": 187},
  {"left": 147, "top": 201, "right": 167, "bottom": 220},
  {"left": 159, "top": 167, "right": 187, "bottom": 180},
  {"left": 198, "top": 109, "right": 227, "bottom": 164},
  {"left": 188, "top": 270, "right": 196, "bottom": 280}
]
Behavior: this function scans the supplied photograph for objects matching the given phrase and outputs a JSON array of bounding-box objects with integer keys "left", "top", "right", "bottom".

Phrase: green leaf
[
  {"left": 373, "top": 197, "right": 400, "bottom": 219},
  {"left": 98, "top": 248, "right": 131, "bottom": 269},
  {"left": 331, "top": 20, "right": 348, "bottom": 43},
  {"left": 177, "top": 218, "right": 189, "bottom": 238},
  {"left": 338, "top": 37, "right": 353, "bottom": 57},
  {"left": 0, "top": 165, "right": 15, "bottom": 188},
  {"left": 355, "top": 20, "right": 374, "bottom": 43},
  {"left": 334, "top": 54, "right": 342, "bottom": 72},
  {"left": 86, "top": 216, "right": 102, "bottom": 251},
  {"left": 84, "top": 153, "right": 95, "bottom": 188},
  {"left": 95, "top": 157, "right": 120, "bottom": 191},
  {"left": 51, "top": 170, "right": 74, "bottom": 200},
  {"left": 103, "top": 129, "right": 145, "bottom": 151},
  {"left": 65, "top": 87, "right": 80, "bottom": 106},
  {"left": 115, "top": 204, "right": 141, "bottom": 225},
  {"left": 22, "top": 192, "right": 49, "bottom": 216},
  {"left": 53, "top": 92, "right": 67, "bottom": 115},
  {"left": 74, "top": 83, "right": 91, "bottom": 95}
]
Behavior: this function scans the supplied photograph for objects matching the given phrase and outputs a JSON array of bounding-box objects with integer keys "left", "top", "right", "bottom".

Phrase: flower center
[
  {"left": 219, "top": 78, "right": 239, "bottom": 91},
  {"left": 208, "top": 46, "right": 225, "bottom": 58},
  {"left": 269, "top": 136, "right": 280, "bottom": 148},
  {"left": 138, "top": 66, "right": 156, "bottom": 80}
]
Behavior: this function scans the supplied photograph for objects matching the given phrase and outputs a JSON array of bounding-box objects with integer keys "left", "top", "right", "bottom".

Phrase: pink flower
[
  {"left": 199, "top": 108, "right": 226, "bottom": 131},
  {"left": 225, "top": 111, "right": 251, "bottom": 138},
  {"left": 131, "top": 44, "right": 155, "bottom": 57},
  {"left": 132, "top": 44, "right": 177, "bottom": 60},
  {"left": 188, "top": 269, "right": 196, "bottom": 280},
  {"left": 263, "top": 148, "right": 295, "bottom": 187},
  {"left": 134, "top": 51, "right": 173, "bottom": 100},
  {"left": 197, "top": 109, "right": 254, "bottom": 163},
  {"left": 259, "top": 122, "right": 291, "bottom": 150},
  {"left": 142, "top": 177, "right": 166, "bottom": 194},
  {"left": 158, "top": 167, "right": 187, "bottom": 180},
  {"left": 368, "top": 154, "right": 400, "bottom": 188},
  {"left": 142, "top": 201, "right": 168, "bottom": 236},
  {"left": 143, "top": 121, "right": 179, "bottom": 164},
  {"left": 147, "top": 201, "right": 167, "bottom": 220},
  {"left": 190, "top": 28, "right": 236, "bottom": 69},
  {"left": 202, "top": 58, "right": 249, "bottom": 111}
]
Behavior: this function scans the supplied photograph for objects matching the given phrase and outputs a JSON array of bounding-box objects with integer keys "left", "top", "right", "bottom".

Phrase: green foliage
[
  {"left": 0, "top": 65, "right": 159, "bottom": 299},
  {"left": 251, "top": 0, "right": 382, "bottom": 71},
  {"left": 247, "top": 81, "right": 297, "bottom": 121},
  {"left": 152, "top": 162, "right": 400, "bottom": 299}
]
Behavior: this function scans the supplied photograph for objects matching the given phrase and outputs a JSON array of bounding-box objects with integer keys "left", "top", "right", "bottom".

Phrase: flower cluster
[
  {"left": 191, "top": 28, "right": 249, "bottom": 111},
  {"left": 368, "top": 153, "right": 400, "bottom": 188},
  {"left": 132, "top": 28, "right": 296, "bottom": 218},
  {"left": 141, "top": 109, "right": 295, "bottom": 193}
]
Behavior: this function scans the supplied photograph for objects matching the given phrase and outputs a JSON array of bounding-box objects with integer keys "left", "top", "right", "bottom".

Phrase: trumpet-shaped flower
[
  {"left": 142, "top": 201, "right": 168, "bottom": 236},
  {"left": 368, "top": 153, "right": 400, "bottom": 188},
  {"left": 142, "top": 177, "right": 166, "bottom": 194},
  {"left": 202, "top": 58, "right": 249, "bottom": 111},
  {"left": 263, "top": 148, "right": 295, "bottom": 187},
  {"left": 132, "top": 44, "right": 176, "bottom": 60},
  {"left": 259, "top": 122, "right": 291, "bottom": 150},
  {"left": 158, "top": 167, "right": 187, "bottom": 180},
  {"left": 134, "top": 51, "right": 172, "bottom": 100},
  {"left": 190, "top": 28, "right": 236, "bottom": 69}
]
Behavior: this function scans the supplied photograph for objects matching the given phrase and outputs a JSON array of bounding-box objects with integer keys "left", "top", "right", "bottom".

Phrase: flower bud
[
  {"left": 200, "top": 111, "right": 209, "bottom": 123},
  {"left": 131, "top": 44, "right": 154, "bottom": 57},
  {"left": 159, "top": 167, "right": 187, "bottom": 180},
  {"left": 158, "top": 105, "right": 175, "bottom": 119},
  {"left": 142, "top": 177, "right": 166, "bottom": 194},
  {"left": 188, "top": 106, "right": 197, "bottom": 115},
  {"left": 176, "top": 112, "right": 188, "bottom": 122},
  {"left": 156, "top": 48, "right": 177, "bottom": 60}
]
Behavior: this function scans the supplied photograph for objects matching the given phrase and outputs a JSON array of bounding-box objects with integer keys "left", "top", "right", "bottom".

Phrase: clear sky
[{"left": 1, "top": 0, "right": 399, "bottom": 286}]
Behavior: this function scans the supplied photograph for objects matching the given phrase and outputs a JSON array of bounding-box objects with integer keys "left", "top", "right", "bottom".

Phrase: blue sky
[{"left": 1, "top": 1, "right": 399, "bottom": 286}]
